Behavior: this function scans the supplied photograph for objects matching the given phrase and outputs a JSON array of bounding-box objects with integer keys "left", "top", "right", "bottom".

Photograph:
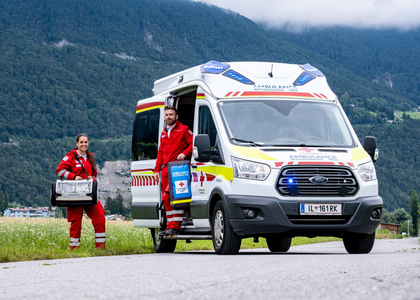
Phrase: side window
[
  {"left": 199, "top": 106, "right": 217, "bottom": 147},
  {"left": 132, "top": 109, "right": 160, "bottom": 161}
]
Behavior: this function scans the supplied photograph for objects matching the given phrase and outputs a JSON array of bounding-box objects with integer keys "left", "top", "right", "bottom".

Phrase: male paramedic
[{"left": 154, "top": 105, "right": 193, "bottom": 236}]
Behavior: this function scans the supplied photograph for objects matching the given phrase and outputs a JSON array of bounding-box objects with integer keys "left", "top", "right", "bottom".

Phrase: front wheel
[
  {"left": 212, "top": 200, "right": 242, "bottom": 255},
  {"left": 150, "top": 228, "right": 177, "bottom": 253},
  {"left": 343, "top": 232, "right": 375, "bottom": 254},
  {"left": 266, "top": 234, "right": 292, "bottom": 253}
]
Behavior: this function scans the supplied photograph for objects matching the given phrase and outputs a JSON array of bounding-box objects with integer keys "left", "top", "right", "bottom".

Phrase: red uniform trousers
[
  {"left": 67, "top": 202, "right": 106, "bottom": 249},
  {"left": 161, "top": 167, "right": 183, "bottom": 230}
]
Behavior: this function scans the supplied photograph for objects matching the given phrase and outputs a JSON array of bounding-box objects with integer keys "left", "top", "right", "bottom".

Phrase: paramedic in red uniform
[
  {"left": 154, "top": 105, "right": 193, "bottom": 236},
  {"left": 56, "top": 133, "right": 106, "bottom": 250}
]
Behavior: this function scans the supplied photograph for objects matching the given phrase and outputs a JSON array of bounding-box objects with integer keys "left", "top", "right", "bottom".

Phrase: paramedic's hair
[
  {"left": 164, "top": 105, "right": 178, "bottom": 114},
  {"left": 76, "top": 133, "right": 97, "bottom": 172}
]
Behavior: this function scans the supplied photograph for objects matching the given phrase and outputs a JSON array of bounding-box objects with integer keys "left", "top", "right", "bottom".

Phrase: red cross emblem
[
  {"left": 200, "top": 170, "right": 205, "bottom": 187},
  {"left": 298, "top": 147, "right": 316, "bottom": 152},
  {"left": 179, "top": 182, "right": 184, "bottom": 187}
]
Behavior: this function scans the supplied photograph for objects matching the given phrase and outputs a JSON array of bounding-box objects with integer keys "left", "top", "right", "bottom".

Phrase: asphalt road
[{"left": 1, "top": 238, "right": 419, "bottom": 300}]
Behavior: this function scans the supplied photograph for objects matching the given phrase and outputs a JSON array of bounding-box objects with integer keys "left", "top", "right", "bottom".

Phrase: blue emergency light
[
  {"left": 222, "top": 70, "right": 254, "bottom": 85},
  {"left": 200, "top": 61, "right": 230, "bottom": 74},
  {"left": 294, "top": 71, "right": 316, "bottom": 86}
]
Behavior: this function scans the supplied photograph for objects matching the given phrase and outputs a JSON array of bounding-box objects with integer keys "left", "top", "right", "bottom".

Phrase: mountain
[
  {"left": 0, "top": 0, "right": 418, "bottom": 211},
  {"left": 268, "top": 27, "right": 420, "bottom": 105}
]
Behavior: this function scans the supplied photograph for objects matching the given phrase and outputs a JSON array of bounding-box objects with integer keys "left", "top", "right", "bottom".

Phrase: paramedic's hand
[
  {"left": 75, "top": 176, "right": 83, "bottom": 180},
  {"left": 177, "top": 153, "right": 186, "bottom": 160},
  {"left": 154, "top": 172, "right": 160, "bottom": 182}
]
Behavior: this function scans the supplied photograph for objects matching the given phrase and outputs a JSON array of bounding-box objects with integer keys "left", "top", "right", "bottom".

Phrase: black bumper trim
[{"left": 226, "top": 195, "right": 383, "bottom": 238}]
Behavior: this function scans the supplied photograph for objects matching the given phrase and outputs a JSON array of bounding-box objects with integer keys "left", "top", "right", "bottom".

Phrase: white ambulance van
[{"left": 131, "top": 61, "right": 382, "bottom": 254}]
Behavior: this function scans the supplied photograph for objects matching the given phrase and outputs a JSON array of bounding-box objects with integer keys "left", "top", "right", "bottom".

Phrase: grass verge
[{"left": 0, "top": 218, "right": 404, "bottom": 263}]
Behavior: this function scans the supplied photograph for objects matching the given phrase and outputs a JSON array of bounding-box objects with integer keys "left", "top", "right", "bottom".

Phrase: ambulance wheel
[
  {"left": 212, "top": 200, "right": 242, "bottom": 255},
  {"left": 266, "top": 234, "right": 292, "bottom": 252},
  {"left": 343, "top": 232, "right": 375, "bottom": 254},
  {"left": 150, "top": 228, "right": 177, "bottom": 253}
]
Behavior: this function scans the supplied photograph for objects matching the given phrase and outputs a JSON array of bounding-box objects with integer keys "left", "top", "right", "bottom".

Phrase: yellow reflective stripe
[
  {"left": 170, "top": 199, "right": 192, "bottom": 205},
  {"left": 231, "top": 146, "right": 276, "bottom": 161},
  {"left": 350, "top": 147, "right": 369, "bottom": 161},
  {"left": 132, "top": 171, "right": 154, "bottom": 175},
  {"left": 197, "top": 166, "right": 234, "bottom": 182},
  {"left": 136, "top": 105, "right": 163, "bottom": 114}
]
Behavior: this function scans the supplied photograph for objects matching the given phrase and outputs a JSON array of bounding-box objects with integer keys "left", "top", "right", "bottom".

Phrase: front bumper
[{"left": 227, "top": 195, "right": 383, "bottom": 238}]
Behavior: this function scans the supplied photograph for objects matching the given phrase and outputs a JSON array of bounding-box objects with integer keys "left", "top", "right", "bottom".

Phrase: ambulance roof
[{"left": 153, "top": 61, "right": 337, "bottom": 101}]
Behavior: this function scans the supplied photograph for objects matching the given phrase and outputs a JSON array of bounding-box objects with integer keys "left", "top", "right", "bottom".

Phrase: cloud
[{"left": 192, "top": 0, "right": 420, "bottom": 31}]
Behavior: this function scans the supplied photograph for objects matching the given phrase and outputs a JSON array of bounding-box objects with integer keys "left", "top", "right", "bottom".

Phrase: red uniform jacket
[
  {"left": 154, "top": 121, "right": 193, "bottom": 173},
  {"left": 56, "top": 148, "right": 97, "bottom": 180}
]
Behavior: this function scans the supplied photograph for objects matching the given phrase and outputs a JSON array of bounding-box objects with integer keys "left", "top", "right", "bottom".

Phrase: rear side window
[{"left": 132, "top": 109, "right": 160, "bottom": 161}]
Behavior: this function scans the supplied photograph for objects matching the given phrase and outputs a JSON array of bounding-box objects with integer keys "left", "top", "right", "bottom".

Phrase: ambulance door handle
[{"left": 191, "top": 165, "right": 197, "bottom": 169}]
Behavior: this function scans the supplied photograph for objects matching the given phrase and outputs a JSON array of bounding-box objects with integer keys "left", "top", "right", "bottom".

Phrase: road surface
[{"left": 1, "top": 238, "right": 419, "bottom": 300}]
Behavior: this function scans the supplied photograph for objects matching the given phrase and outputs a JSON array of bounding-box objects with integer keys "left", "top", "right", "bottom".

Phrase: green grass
[
  {"left": 395, "top": 111, "right": 420, "bottom": 119},
  {"left": 0, "top": 218, "right": 405, "bottom": 263}
]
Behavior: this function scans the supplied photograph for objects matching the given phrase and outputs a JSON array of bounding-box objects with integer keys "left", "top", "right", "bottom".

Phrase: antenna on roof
[{"left": 268, "top": 64, "right": 273, "bottom": 77}]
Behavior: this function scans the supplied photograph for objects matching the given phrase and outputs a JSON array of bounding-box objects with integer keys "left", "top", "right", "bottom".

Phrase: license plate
[{"left": 300, "top": 203, "right": 342, "bottom": 215}]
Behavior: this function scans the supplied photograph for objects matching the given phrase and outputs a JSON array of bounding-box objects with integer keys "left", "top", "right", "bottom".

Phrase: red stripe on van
[
  {"left": 225, "top": 92, "right": 233, "bottom": 97},
  {"left": 136, "top": 101, "right": 164, "bottom": 112}
]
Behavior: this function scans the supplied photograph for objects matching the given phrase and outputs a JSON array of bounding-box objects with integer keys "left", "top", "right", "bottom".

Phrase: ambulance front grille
[{"left": 277, "top": 166, "right": 358, "bottom": 197}]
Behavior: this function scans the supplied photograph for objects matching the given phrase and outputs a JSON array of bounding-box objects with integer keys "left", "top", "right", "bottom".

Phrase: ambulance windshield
[{"left": 218, "top": 100, "right": 355, "bottom": 147}]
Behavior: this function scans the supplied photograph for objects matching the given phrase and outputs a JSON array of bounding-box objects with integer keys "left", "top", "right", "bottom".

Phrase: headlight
[
  {"left": 357, "top": 161, "right": 377, "bottom": 181},
  {"left": 232, "top": 157, "right": 270, "bottom": 180}
]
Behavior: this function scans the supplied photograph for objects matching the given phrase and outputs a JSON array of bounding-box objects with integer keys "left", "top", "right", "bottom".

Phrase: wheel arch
[{"left": 208, "top": 187, "right": 229, "bottom": 224}]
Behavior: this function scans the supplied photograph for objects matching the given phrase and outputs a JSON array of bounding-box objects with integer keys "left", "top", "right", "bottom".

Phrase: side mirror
[
  {"left": 193, "top": 134, "right": 212, "bottom": 162},
  {"left": 363, "top": 136, "right": 379, "bottom": 162}
]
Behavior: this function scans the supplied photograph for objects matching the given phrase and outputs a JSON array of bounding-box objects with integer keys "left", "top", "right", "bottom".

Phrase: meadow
[{"left": 0, "top": 217, "right": 400, "bottom": 263}]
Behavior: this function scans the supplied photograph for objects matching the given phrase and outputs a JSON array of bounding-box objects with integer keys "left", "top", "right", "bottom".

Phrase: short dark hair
[{"left": 164, "top": 105, "right": 178, "bottom": 114}]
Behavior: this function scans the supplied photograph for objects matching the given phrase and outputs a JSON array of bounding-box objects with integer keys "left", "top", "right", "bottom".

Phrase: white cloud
[{"left": 192, "top": 0, "right": 420, "bottom": 31}]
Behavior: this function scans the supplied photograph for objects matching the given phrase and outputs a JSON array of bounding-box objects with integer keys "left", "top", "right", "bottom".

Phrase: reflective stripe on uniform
[
  {"left": 69, "top": 238, "right": 81, "bottom": 246},
  {"left": 172, "top": 210, "right": 184, "bottom": 214},
  {"left": 171, "top": 217, "right": 183, "bottom": 222},
  {"left": 95, "top": 232, "right": 106, "bottom": 238},
  {"left": 166, "top": 211, "right": 174, "bottom": 216},
  {"left": 95, "top": 238, "right": 106, "bottom": 243}
]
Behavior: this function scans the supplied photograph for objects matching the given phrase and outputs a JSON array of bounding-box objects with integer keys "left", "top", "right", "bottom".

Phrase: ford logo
[{"left": 309, "top": 175, "right": 328, "bottom": 184}]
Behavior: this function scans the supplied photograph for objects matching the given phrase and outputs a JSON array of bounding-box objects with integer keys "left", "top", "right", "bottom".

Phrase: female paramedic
[{"left": 56, "top": 133, "right": 106, "bottom": 250}]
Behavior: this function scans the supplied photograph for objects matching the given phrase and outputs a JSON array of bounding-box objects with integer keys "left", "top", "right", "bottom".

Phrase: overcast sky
[{"left": 192, "top": 0, "right": 420, "bottom": 31}]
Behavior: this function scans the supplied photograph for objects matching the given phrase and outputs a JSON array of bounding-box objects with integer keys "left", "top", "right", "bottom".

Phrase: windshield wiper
[{"left": 231, "top": 138, "right": 264, "bottom": 147}]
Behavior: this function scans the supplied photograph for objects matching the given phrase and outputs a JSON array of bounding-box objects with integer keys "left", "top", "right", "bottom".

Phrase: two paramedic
[
  {"left": 56, "top": 133, "right": 106, "bottom": 250},
  {"left": 154, "top": 105, "right": 193, "bottom": 236}
]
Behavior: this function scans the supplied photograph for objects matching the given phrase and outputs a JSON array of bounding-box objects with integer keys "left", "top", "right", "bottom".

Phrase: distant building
[
  {"left": 3, "top": 207, "right": 56, "bottom": 218},
  {"left": 378, "top": 222, "right": 400, "bottom": 234}
]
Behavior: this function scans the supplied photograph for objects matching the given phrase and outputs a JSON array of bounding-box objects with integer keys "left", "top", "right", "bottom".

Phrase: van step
[{"left": 163, "top": 235, "right": 212, "bottom": 240}]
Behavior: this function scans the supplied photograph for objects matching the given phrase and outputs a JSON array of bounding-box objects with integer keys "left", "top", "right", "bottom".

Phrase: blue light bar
[
  {"left": 200, "top": 61, "right": 230, "bottom": 74},
  {"left": 294, "top": 71, "right": 316, "bottom": 86},
  {"left": 300, "top": 63, "right": 324, "bottom": 77},
  {"left": 222, "top": 70, "right": 254, "bottom": 85}
]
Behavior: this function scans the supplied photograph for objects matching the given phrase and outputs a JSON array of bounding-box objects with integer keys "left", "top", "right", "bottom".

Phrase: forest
[{"left": 0, "top": 0, "right": 419, "bottom": 212}]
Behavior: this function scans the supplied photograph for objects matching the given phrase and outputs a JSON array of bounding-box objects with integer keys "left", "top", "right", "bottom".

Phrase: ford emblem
[{"left": 309, "top": 175, "right": 328, "bottom": 184}]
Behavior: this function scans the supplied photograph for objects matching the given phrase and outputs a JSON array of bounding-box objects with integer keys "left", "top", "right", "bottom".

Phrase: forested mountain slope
[{"left": 0, "top": 0, "right": 418, "bottom": 211}]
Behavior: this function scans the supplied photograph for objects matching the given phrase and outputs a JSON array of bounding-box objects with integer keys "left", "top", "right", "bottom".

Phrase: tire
[
  {"left": 212, "top": 200, "right": 242, "bottom": 255},
  {"left": 150, "top": 228, "right": 177, "bottom": 253},
  {"left": 266, "top": 234, "right": 292, "bottom": 253},
  {"left": 343, "top": 232, "right": 375, "bottom": 254}
]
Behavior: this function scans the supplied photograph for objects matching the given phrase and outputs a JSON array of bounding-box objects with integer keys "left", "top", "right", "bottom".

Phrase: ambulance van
[{"left": 131, "top": 61, "right": 382, "bottom": 254}]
